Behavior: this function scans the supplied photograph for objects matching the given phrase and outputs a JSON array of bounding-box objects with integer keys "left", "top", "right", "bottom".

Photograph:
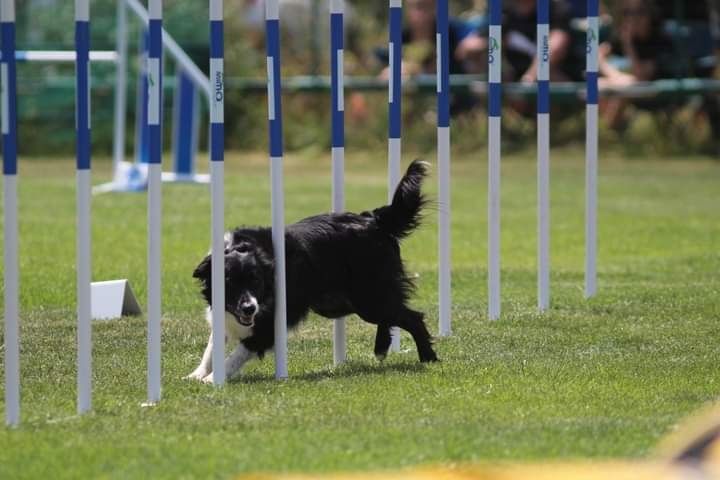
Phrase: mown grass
[{"left": 0, "top": 148, "right": 718, "bottom": 479}]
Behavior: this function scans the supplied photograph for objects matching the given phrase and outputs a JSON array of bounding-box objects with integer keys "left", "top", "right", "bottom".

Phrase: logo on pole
[{"left": 488, "top": 37, "right": 501, "bottom": 65}]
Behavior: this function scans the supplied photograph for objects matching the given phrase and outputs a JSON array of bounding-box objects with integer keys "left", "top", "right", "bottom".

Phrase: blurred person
[
  {"left": 501, "top": 0, "right": 578, "bottom": 83},
  {"left": 597, "top": 0, "right": 673, "bottom": 131},
  {"left": 379, "top": 0, "right": 487, "bottom": 78}
]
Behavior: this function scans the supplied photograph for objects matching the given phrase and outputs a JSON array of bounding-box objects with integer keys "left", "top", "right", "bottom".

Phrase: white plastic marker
[
  {"left": 488, "top": 0, "right": 501, "bottom": 321},
  {"left": 146, "top": 0, "right": 162, "bottom": 404},
  {"left": 266, "top": 0, "right": 288, "bottom": 379},
  {"left": 2, "top": 0, "right": 20, "bottom": 427},
  {"left": 330, "top": 0, "right": 346, "bottom": 365},
  {"left": 585, "top": 0, "right": 599, "bottom": 298},
  {"left": 75, "top": 0, "right": 92, "bottom": 414},
  {"left": 436, "top": 0, "right": 451, "bottom": 336},
  {"left": 537, "top": 0, "right": 550, "bottom": 311},
  {"left": 209, "top": 0, "right": 226, "bottom": 385},
  {"left": 388, "top": 0, "right": 402, "bottom": 350}
]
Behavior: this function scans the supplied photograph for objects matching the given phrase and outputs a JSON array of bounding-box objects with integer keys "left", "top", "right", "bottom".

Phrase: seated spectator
[
  {"left": 379, "top": 0, "right": 487, "bottom": 78},
  {"left": 502, "top": 0, "right": 580, "bottom": 82},
  {"left": 598, "top": 0, "right": 674, "bottom": 130}
]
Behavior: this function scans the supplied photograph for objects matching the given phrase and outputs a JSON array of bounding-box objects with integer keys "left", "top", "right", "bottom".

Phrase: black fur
[{"left": 193, "top": 159, "right": 438, "bottom": 363}]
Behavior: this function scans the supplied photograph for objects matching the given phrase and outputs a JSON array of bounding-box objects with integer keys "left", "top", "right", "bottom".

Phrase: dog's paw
[
  {"left": 375, "top": 353, "right": 387, "bottom": 362},
  {"left": 201, "top": 373, "right": 215, "bottom": 384},
  {"left": 185, "top": 370, "right": 207, "bottom": 381}
]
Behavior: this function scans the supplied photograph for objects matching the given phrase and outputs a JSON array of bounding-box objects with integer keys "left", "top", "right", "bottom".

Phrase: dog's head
[{"left": 193, "top": 240, "right": 273, "bottom": 328}]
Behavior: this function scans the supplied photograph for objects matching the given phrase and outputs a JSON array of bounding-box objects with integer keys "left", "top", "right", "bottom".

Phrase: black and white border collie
[{"left": 187, "top": 160, "right": 438, "bottom": 383}]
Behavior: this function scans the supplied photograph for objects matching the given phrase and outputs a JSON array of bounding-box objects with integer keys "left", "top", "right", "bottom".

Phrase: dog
[{"left": 187, "top": 160, "right": 438, "bottom": 383}]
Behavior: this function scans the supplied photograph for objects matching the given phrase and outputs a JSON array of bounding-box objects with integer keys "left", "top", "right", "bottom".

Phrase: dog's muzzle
[{"left": 232, "top": 298, "right": 258, "bottom": 326}]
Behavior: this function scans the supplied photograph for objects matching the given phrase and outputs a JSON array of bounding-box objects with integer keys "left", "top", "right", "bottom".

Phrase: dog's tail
[{"left": 374, "top": 159, "right": 429, "bottom": 240}]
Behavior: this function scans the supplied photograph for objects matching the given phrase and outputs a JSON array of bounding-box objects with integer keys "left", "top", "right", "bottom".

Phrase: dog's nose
[{"left": 240, "top": 303, "right": 257, "bottom": 317}]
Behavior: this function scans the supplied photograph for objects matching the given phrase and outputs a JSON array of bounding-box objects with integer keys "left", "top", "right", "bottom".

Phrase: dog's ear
[{"left": 192, "top": 254, "right": 212, "bottom": 280}]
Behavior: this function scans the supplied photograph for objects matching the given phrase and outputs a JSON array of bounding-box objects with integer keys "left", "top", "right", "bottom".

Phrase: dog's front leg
[
  {"left": 185, "top": 332, "right": 213, "bottom": 380},
  {"left": 202, "top": 343, "right": 256, "bottom": 384}
]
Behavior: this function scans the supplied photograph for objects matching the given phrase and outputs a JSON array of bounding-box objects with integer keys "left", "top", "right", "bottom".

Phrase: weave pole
[
  {"left": 265, "top": 0, "right": 288, "bottom": 379},
  {"left": 209, "top": 0, "right": 226, "bottom": 386},
  {"left": 388, "top": 0, "right": 402, "bottom": 350},
  {"left": 537, "top": 0, "right": 550, "bottom": 311},
  {"left": 488, "top": 0, "right": 501, "bottom": 321},
  {"left": 75, "top": 0, "right": 92, "bottom": 414},
  {"left": 146, "top": 0, "right": 162, "bottom": 404},
  {"left": 2, "top": 0, "right": 19, "bottom": 427},
  {"left": 585, "top": 0, "right": 599, "bottom": 298},
  {"left": 330, "top": 0, "right": 346, "bottom": 365},
  {"left": 436, "top": 0, "right": 451, "bottom": 336}
]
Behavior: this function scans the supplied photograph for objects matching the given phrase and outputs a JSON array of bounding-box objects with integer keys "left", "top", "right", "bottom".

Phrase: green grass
[{"left": 0, "top": 148, "right": 718, "bottom": 479}]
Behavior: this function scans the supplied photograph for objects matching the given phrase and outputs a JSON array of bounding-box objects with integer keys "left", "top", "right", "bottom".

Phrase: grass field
[{"left": 0, "top": 148, "right": 718, "bottom": 479}]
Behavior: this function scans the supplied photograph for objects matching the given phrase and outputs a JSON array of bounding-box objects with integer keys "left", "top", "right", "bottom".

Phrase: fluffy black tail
[{"left": 374, "top": 159, "right": 429, "bottom": 240}]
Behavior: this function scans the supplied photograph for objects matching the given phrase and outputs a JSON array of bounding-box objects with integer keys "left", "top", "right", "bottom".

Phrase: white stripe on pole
[
  {"left": 271, "top": 157, "right": 288, "bottom": 378},
  {"left": 537, "top": 113, "right": 550, "bottom": 311},
  {"left": 438, "top": 127, "right": 451, "bottom": 335},
  {"left": 3, "top": 176, "right": 19, "bottom": 426},
  {"left": 210, "top": 160, "right": 225, "bottom": 385},
  {"left": 76, "top": 170, "right": 92, "bottom": 413},
  {"left": 488, "top": 117, "right": 501, "bottom": 321},
  {"left": 388, "top": 139, "right": 401, "bottom": 352},
  {"left": 112, "top": 1, "right": 128, "bottom": 176},
  {"left": 1, "top": 0, "right": 14, "bottom": 20},
  {"left": 586, "top": 104, "right": 598, "bottom": 296},
  {"left": 147, "top": 163, "right": 162, "bottom": 401},
  {"left": 331, "top": 147, "right": 346, "bottom": 365}
]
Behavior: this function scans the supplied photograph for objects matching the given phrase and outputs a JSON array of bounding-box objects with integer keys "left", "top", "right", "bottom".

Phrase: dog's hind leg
[
  {"left": 374, "top": 325, "right": 392, "bottom": 361},
  {"left": 186, "top": 332, "right": 213, "bottom": 380},
  {"left": 395, "top": 308, "right": 438, "bottom": 363}
]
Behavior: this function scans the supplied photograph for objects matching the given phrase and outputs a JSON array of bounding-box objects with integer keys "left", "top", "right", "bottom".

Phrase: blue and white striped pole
[
  {"left": 537, "top": 0, "right": 550, "bottom": 311},
  {"left": 266, "top": 0, "right": 288, "bottom": 379},
  {"left": 209, "top": 0, "right": 226, "bottom": 386},
  {"left": 488, "top": 0, "right": 502, "bottom": 321},
  {"left": 146, "top": 0, "right": 163, "bottom": 404},
  {"left": 585, "top": 0, "right": 599, "bottom": 298},
  {"left": 388, "top": 0, "right": 402, "bottom": 351},
  {"left": 2, "top": 0, "right": 19, "bottom": 427},
  {"left": 75, "top": 0, "right": 92, "bottom": 415},
  {"left": 436, "top": 0, "right": 451, "bottom": 336},
  {"left": 330, "top": 0, "right": 346, "bottom": 365}
]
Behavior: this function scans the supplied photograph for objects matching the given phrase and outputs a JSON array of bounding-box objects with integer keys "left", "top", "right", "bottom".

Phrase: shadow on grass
[{"left": 234, "top": 360, "right": 428, "bottom": 385}]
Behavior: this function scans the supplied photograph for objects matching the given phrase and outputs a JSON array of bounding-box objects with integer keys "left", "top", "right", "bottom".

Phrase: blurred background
[{"left": 12, "top": 0, "right": 720, "bottom": 159}]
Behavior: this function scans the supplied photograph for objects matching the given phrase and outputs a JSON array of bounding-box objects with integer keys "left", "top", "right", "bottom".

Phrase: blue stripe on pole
[
  {"left": 489, "top": 82, "right": 502, "bottom": 117},
  {"left": 76, "top": 20, "right": 91, "bottom": 170},
  {"left": 149, "top": 125, "right": 162, "bottom": 163},
  {"left": 389, "top": 6, "right": 402, "bottom": 139},
  {"left": 489, "top": 0, "right": 502, "bottom": 25},
  {"left": 538, "top": 0, "right": 550, "bottom": 24},
  {"left": 538, "top": 80, "right": 550, "bottom": 114},
  {"left": 331, "top": 12, "right": 344, "bottom": 148},
  {"left": 211, "top": 123, "right": 224, "bottom": 162},
  {"left": 587, "top": 0, "right": 599, "bottom": 16},
  {"left": 148, "top": 19, "right": 162, "bottom": 58},
  {"left": 2, "top": 22, "right": 17, "bottom": 175},
  {"left": 437, "top": 0, "right": 450, "bottom": 128},
  {"left": 266, "top": 19, "right": 283, "bottom": 157},
  {"left": 586, "top": 71, "right": 598, "bottom": 105},
  {"left": 210, "top": 21, "right": 223, "bottom": 59},
  {"left": 174, "top": 72, "right": 196, "bottom": 173}
]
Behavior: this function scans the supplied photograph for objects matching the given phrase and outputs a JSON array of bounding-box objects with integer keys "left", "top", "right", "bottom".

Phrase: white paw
[
  {"left": 185, "top": 370, "right": 207, "bottom": 381},
  {"left": 201, "top": 373, "right": 217, "bottom": 384}
]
